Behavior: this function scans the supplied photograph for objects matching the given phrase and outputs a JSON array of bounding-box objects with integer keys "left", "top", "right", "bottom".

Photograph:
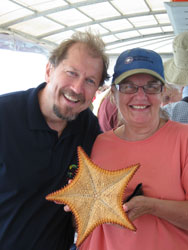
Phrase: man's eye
[
  {"left": 66, "top": 71, "right": 77, "bottom": 77},
  {"left": 86, "top": 78, "right": 96, "bottom": 85}
]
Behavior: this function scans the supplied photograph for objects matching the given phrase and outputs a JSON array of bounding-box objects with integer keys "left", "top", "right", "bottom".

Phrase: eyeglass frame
[{"left": 114, "top": 80, "right": 164, "bottom": 95}]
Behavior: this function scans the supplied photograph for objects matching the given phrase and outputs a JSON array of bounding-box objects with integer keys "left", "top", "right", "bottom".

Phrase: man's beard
[
  {"left": 52, "top": 87, "right": 86, "bottom": 121},
  {"left": 53, "top": 104, "right": 79, "bottom": 121}
]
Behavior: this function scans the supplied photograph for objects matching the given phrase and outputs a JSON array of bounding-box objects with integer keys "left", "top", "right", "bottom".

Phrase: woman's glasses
[{"left": 116, "top": 81, "right": 163, "bottom": 94}]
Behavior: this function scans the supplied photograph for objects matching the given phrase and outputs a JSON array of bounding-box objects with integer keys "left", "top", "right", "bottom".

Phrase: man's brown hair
[{"left": 49, "top": 31, "right": 109, "bottom": 86}]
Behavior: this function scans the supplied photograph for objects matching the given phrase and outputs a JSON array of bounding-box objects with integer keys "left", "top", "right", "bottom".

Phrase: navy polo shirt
[{"left": 0, "top": 83, "right": 101, "bottom": 250}]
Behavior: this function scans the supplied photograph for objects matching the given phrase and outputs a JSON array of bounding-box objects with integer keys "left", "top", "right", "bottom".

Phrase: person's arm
[{"left": 123, "top": 196, "right": 188, "bottom": 231}]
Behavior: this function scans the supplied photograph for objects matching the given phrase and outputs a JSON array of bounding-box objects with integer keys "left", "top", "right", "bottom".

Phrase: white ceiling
[{"left": 0, "top": 0, "right": 186, "bottom": 59}]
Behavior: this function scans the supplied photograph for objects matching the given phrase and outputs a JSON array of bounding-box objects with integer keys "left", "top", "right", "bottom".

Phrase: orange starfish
[{"left": 46, "top": 146, "right": 140, "bottom": 247}]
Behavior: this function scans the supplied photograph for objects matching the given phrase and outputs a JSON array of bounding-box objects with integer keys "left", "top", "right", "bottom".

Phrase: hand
[
  {"left": 52, "top": 200, "right": 71, "bottom": 212},
  {"left": 124, "top": 196, "right": 188, "bottom": 231},
  {"left": 123, "top": 196, "right": 154, "bottom": 221}
]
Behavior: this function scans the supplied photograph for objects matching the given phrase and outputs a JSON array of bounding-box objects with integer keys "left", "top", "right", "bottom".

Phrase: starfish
[{"left": 46, "top": 146, "right": 140, "bottom": 247}]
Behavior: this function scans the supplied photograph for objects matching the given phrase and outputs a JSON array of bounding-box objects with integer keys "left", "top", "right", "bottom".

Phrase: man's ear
[{"left": 45, "top": 62, "right": 53, "bottom": 83}]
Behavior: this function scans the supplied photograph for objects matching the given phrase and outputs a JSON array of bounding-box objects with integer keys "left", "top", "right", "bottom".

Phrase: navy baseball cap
[{"left": 112, "top": 48, "right": 165, "bottom": 85}]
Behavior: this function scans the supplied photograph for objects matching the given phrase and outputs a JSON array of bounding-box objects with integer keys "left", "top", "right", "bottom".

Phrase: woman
[{"left": 80, "top": 48, "right": 188, "bottom": 250}]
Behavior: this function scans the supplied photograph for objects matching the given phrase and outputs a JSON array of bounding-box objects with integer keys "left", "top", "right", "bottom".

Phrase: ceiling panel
[
  {"left": 0, "top": 0, "right": 178, "bottom": 59},
  {"left": 79, "top": 2, "right": 120, "bottom": 20},
  {"left": 112, "top": 0, "right": 149, "bottom": 14},
  {"left": 43, "top": 30, "right": 74, "bottom": 43},
  {"left": 128, "top": 15, "right": 158, "bottom": 27},
  {"left": 48, "top": 8, "right": 91, "bottom": 26},
  {"left": 15, "top": 0, "right": 68, "bottom": 11},
  {"left": 76, "top": 24, "right": 108, "bottom": 34},
  {"left": 9, "top": 16, "right": 63, "bottom": 36},
  {"left": 155, "top": 13, "right": 170, "bottom": 24},
  {"left": 0, "top": 1, "right": 33, "bottom": 24},
  {"left": 147, "top": 0, "right": 168, "bottom": 11},
  {"left": 101, "top": 19, "right": 133, "bottom": 31}
]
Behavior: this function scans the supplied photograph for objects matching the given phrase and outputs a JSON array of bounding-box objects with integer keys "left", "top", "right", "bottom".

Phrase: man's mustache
[{"left": 59, "top": 88, "right": 85, "bottom": 104}]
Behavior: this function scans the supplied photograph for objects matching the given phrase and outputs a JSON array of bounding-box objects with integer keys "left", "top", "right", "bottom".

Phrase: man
[{"left": 0, "top": 31, "right": 109, "bottom": 250}]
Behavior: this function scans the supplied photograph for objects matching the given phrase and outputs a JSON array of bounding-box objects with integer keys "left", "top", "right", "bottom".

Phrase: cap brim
[
  {"left": 164, "top": 59, "right": 188, "bottom": 86},
  {"left": 113, "top": 68, "right": 166, "bottom": 85}
]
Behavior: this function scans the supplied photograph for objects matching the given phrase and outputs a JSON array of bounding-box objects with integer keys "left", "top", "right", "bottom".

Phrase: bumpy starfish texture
[{"left": 46, "top": 146, "right": 140, "bottom": 247}]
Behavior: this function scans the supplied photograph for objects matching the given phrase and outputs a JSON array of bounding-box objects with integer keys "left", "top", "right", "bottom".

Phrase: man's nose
[{"left": 71, "top": 77, "right": 85, "bottom": 94}]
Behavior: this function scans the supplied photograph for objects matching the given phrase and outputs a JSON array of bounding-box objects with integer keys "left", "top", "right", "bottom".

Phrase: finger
[
  {"left": 54, "top": 201, "right": 63, "bottom": 205},
  {"left": 123, "top": 203, "right": 129, "bottom": 212},
  {"left": 64, "top": 205, "right": 71, "bottom": 212}
]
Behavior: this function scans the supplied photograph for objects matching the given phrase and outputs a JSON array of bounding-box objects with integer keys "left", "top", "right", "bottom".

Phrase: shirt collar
[{"left": 27, "top": 82, "right": 50, "bottom": 130}]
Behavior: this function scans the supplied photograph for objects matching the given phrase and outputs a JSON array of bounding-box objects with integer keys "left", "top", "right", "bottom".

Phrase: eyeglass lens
[{"left": 117, "top": 81, "right": 162, "bottom": 94}]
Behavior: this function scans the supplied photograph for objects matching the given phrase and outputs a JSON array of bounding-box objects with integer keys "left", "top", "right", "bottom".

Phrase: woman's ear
[
  {"left": 110, "top": 85, "right": 118, "bottom": 105},
  {"left": 111, "top": 84, "right": 116, "bottom": 94}
]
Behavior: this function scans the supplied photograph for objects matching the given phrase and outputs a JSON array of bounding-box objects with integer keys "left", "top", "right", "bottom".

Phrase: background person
[
  {"left": 161, "top": 82, "right": 182, "bottom": 106},
  {"left": 0, "top": 31, "right": 109, "bottom": 250},
  {"left": 80, "top": 48, "right": 188, "bottom": 250},
  {"left": 162, "top": 31, "right": 188, "bottom": 123},
  {"left": 93, "top": 87, "right": 119, "bottom": 132},
  {"left": 163, "top": 85, "right": 188, "bottom": 123}
]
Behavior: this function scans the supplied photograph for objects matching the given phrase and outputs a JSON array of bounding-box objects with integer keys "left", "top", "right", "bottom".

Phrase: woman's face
[{"left": 113, "top": 73, "right": 163, "bottom": 127}]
